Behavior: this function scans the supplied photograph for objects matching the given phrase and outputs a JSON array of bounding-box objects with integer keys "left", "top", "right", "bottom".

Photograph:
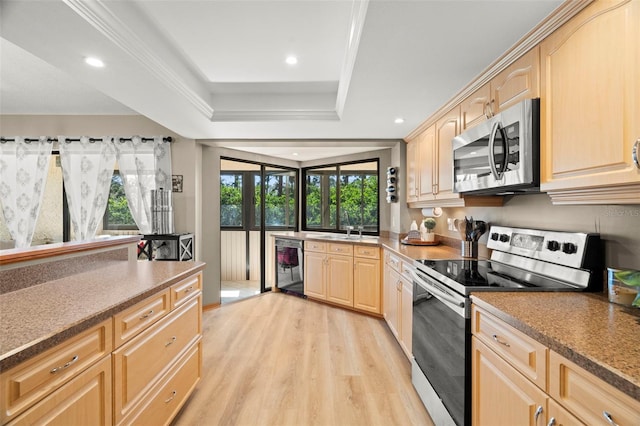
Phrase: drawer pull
[
  {"left": 492, "top": 334, "right": 510, "bottom": 347},
  {"left": 363, "top": 250, "right": 371, "bottom": 255},
  {"left": 534, "top": 405, "right": 543, "bottom": 424},
  {"left": 602, "top": 411, "right": 619, "bottom": 426},
  {"left": 139, "top": 309, "right": 154, "bottom": 320},
  {"left": 547, "top": 417, "right": 556, "bottom": 426},
  {"left": 165, "top": 336, "right": 177, "bottom": 347},
  {"left": 50, "top": 355, "right": 79, "bottom": 374},
  {"left": 164, "top": 390, "right": 177, "bottom": 403},
  {"left": 184, "top": 286, "right": 194, "bottom": 293}
]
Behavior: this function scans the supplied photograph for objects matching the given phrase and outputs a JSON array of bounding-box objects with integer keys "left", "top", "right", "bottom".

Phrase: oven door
[
  {"left": 452, "top": 98, "right": 539, "bottom": 195},
  {"left": 410, "top": 269, "right": 469, "bottom": 426}
]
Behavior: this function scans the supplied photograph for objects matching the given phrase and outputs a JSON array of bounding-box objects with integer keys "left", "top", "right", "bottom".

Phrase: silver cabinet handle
[
  {"left": 165, "top": 390, "right": 177, "bottom": 403},
  {"left": 547, "top": 417, "right": 556, "bottom": 426},
  {"left": 165, "top": 336, "right": 177, "bottom": 347},
  {"left": 603, "top": 411, "right": 619, "bottom": 426},
  {"left": 492, "top": 334, "right": 510, "bottom": 347},
  {"left": 633, "top": 139, "right": 639, "bottom": 169},
  {"left": 139, "top": 309, "right": 154, "bottom": 320},
  {"left": 50, "top": 355, "right": 79, "bottom": 374},
  {"left": 534, "top": 405, "right": 543, "bottom": 424},
  {"left": 184, "top": 286, "right": 194, "bottom": 293}
]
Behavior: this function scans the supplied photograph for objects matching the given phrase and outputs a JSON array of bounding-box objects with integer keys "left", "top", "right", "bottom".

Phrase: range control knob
[
  {"left": 562, "top": 242, "right": 578, "bottom": 254},
  {"left": 499, "top": 234, "right": 510, "bottom": 243},
  {"left": 490, "top": 233, "right": 500, "bottom": 241},
  {"left": 547, "top": 240, "right": 560, "bottom": 252}
]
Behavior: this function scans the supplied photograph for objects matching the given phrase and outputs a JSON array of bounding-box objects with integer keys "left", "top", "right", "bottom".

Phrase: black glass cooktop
[{"left": 414, "top": 259, "right": 575, "bottom": 295}]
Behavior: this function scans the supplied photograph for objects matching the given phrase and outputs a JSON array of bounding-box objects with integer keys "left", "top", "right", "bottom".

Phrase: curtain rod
[{"left": 0, "top": 136, "right": 173, "bottom": 144}]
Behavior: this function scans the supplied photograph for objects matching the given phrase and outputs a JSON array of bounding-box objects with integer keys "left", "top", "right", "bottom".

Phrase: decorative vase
[{"left": 424, "top": 232, "right": 435, "bottom": 242}]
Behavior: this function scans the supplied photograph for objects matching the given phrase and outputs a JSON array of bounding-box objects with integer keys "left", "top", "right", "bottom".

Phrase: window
[
  {"left": 103, "top": 172, "right": 137, "bottom": 230},
  {"left": 303, "top": 159, "right": 379, "bottom": 234},
  {"left": 220, "top": 173, "right": 244, "bottom": 227}
]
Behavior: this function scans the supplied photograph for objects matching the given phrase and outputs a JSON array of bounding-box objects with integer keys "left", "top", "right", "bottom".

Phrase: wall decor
[
  {"left": 172, "top": 175, "right": 183, "bottom": 192},
  {"left": 386, "top": 166, "right": 398, "bottom": 203}
]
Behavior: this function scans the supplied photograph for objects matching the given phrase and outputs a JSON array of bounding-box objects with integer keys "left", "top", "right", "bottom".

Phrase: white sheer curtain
[
  {"left": 0, "top": 137, "right": 52, "bottom": 248},
  {"left": 115, "top": 136, "right": 172, "bottom": 234},
  {"left": 59, "top": 137, "right": 116, "bottom": 241}
]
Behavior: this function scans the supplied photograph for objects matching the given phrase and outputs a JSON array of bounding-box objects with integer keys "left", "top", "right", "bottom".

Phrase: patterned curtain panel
[
  {"left": 59, "top": 137, "right": 116, "bottom": 241},
  {"left": 115, "top": 136, "right": 172, "bottom": 234},
  {"left": 0, "top": 137, "right": 52, "bottom": 248}
]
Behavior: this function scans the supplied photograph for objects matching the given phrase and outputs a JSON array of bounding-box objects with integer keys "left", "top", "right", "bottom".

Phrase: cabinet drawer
[
  {"left": 385, "top": 251, "right": 401, "bottom": 272},
  {"left": 549, "top": 350, "right": 640, "bottom": 426},
  {"left": 471, "top": 306, "right": 547, "bottom": 390},
  {"left": 304, "top": 240, "right": 326, "bottom": 252},
  {"left": 328, "top": 243, "right": 353, "bottom": 256},
  {"left": 8, "top": 355, "right": 112, "bottom": 426},
  {"left": 400, "top": 260, "right": 415, "bottom": 283},
  {"left": 112, "top": 296, "right": 201, "bottom": 422},
  {"left": 0, "top": 319, "right": 113, "bottom": 424},
  {"left": 171, "top": 273, "right": 202, "bottom": 309},
  {"left": 113, "top": 289, "right": 171, "bottom": 347},
  {"left": 354, "top": 245, "right": 379, "bottom": 259},
  {"left": 118, "top": 341, "right": 201, "bottom": 426}
]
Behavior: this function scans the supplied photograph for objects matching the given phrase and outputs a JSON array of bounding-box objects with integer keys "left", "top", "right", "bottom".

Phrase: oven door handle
[{"left": 410, "top": 269, "right": 465, "bottom": 308}]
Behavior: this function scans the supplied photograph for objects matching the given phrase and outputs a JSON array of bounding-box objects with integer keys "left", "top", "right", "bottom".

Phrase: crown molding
[
  {"left": 211, "top": 110, "right": 340, "bottom": 122},
  {"left": 405, "top": 0, "right": 594, "bottom": 141},
  {"left": 63, "top": 0, "right": 214, "bottom": 120},
  {"left": 335, "top": 0, "right": 369, "bottom": 119}
]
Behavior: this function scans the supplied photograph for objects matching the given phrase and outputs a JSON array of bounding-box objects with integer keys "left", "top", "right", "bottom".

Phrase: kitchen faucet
[
  {"left": 358, "top": 225, "right": 363, "bottom": 238},
  {"left": 346, "top": 225, "right": 354, "bottom": 238}
]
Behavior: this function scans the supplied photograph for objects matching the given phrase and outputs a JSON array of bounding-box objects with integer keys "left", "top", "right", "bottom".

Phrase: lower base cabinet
[
  {"left": 382, "top": 250, "right": 413, "bottom": 359},
  {"left": 7, "top": 356, "right": 112, "bottom": 426}
]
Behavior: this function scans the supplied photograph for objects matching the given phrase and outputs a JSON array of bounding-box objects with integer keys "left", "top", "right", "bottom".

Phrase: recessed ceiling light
[
  {"left": 394, "top": 118, "right": 405, "bottom": 124},
  {"left": 85, "top": 57, "right": 105, "bottom": 68},
  {"left": 292, "top": 152, "right": 299, "bottom": 156},
  {"left": 285, "top": 55, "right": 298, "bottom": 65}
]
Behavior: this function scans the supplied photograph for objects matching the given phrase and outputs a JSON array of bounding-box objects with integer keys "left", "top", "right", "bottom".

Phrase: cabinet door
[
  {"left": 472, "top": 337, "right": 547, "bottom": 426},
  {"left": 8, "top": 356, "right": 111, "bottom": 426},
  {"left": 540, "top": 0, "right": 640, "bottom": 197},
  {"left": 384, "top": 267, "right": 400, "bottom": 339},
  {"left": 326, "top": 254, "right": 354, "bottom": 307},
  {"left": 406, "top": 138, "right": 419, "bottom": 203},
  {"left": 304, "top": 252, "right": 326, "bottom": 300},
  {"left": 399, "top": 275, "right": 413, "bottom": 358},
  {"left": 354, "top": 257, "right": 381, "bottom": 314},
  {"left": 547, "top": 399, "right": 585, "bottom": 426},
  {"left": 434, "top": 106, "right": 461, "bottom": 200},
  {"left": 492, "top": 47, "right": 540, "bottom": 113},
  {"left": 417, "top": 126, "right": 436, "bottom": 200},
  {"left": 461, "top": 84, "right": 491, "bottom": 130}
]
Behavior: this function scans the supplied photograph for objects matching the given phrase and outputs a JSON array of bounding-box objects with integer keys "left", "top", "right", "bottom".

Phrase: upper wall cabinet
[
  {"left": 406, "top": 107, "right": 502, "bottom": 208},
  {"left": 461, "top": 47, "right": 540, "bottom": 132},
  {"left": 540, "top": 0, "right": 640, "bottom": 204}
]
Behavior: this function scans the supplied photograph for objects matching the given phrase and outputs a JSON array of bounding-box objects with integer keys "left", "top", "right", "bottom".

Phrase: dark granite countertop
[
  {"left": 471, "top": 292, "right": 640, "bottom": 401},
  {"left": 0, "top": 260, "right": 206, "bottom": 371}
]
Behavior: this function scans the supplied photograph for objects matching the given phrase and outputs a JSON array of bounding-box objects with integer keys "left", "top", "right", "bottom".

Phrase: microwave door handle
[
  {"left": 409, "top": 269, "right": 465, "bottom": 308},
  {"left": 488, "top": 121, "right": 501, "bottom": 180}
]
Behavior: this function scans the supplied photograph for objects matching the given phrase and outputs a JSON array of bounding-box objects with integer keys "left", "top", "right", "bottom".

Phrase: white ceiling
[{"left": 0, "top": 0, "right": 562, "bottom": 159}]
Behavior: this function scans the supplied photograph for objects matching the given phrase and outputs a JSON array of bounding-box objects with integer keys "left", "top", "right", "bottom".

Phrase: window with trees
[
  {"left": 303, "top": 159, "right": 379, "bottom": 234},
  {"left": 103, "top": 171, "right": 137, "bottom": 230}
]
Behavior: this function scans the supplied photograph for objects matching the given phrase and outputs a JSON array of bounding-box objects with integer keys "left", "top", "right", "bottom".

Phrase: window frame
[{"left": 301, "top": 158, "right": 380, "bottom": 236}]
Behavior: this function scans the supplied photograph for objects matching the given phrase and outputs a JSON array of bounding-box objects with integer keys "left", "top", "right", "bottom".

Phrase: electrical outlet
[{"left": 447, "top": 218, "right": 454, "bottom": 231}]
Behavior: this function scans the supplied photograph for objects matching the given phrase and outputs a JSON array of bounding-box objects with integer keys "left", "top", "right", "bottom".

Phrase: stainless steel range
[{"left": 410, "top": 225, "right": 603, "bottom": 426}]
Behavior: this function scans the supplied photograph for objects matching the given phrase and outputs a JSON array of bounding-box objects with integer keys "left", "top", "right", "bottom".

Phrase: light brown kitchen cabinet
[
  {"left": 0, "top": 319, "right": 113, "bottom": 424},
  {"left": 406, "top": 137, "right": 419, "bottom": 203},
  {"left": 540, "top": 0, "right": 640, "bottom": 204},
  {"left": 7, "top": 355, "right": 112, "bottom": 426},
  {"left": 353, "top": 246, "right": 381, "bottom": 314},
  {"left": 472, "top": 337, "right": 548, "bottom": 426},
  {"left": 549, "top": 350, "right": 640, "bottom": 426},
  {"left": 382, "top": 250, "right": 413, "bottom": 359},
  {"left": 472, "top": 304, "right": 640, "bottom": 426},
  {"left": 304, "top": 241, "right": 380, "bottom": 314},
  {"left": 461, "top": 47, "right": 539, "bottom": 132}
]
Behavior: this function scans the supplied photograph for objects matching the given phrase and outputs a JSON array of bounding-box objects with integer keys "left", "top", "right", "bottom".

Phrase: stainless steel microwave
[{"left": 452, "top": 98, "right": 540, "bottom": 195}]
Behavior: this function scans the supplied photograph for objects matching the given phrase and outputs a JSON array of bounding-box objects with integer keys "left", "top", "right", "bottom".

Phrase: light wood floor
[{"left": 172, "top": 292, "right": 434, "bottom": 426}]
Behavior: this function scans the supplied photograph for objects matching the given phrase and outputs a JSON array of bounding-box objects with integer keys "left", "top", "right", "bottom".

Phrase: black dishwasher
[{"left": 274, "top": 238, "right": 305, "bottom": 297}]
